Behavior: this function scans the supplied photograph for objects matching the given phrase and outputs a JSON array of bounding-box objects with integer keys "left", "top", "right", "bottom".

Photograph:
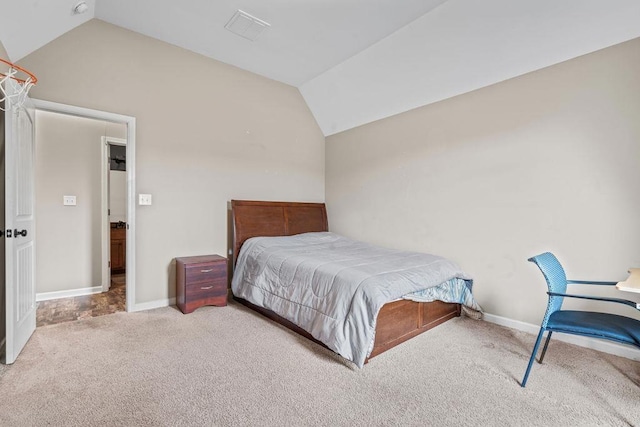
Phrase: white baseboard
[
  {"left": 36, "top": 288, "right": 176, "bottom": 313},
  {"left": 131, "top": 297, "right": 176, "bottom": 313},
  {"left": 36, "top": 286, "right": 102, "bottom": 302},
  {"left": 483, "top": 313, "right": 640, "bottom": 362}
]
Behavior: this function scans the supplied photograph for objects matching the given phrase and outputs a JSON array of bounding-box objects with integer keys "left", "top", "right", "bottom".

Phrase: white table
[{"left": 616, "top": 268, "right": 640, "bottom": 293}]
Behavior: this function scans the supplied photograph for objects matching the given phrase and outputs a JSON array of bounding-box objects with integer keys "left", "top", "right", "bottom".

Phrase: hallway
[{"left": 36, "top": 274, "right": 126, "bottom": 327}]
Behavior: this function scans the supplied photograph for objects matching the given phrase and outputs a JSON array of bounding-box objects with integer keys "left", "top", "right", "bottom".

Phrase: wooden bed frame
[{"left": 230, "top": 200, "right": 461, "bottom": 363}]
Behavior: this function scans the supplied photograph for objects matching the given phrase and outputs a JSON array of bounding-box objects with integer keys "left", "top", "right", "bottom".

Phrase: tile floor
[{"left": 36, "top": 274, "right": 126, "bottom": 327}]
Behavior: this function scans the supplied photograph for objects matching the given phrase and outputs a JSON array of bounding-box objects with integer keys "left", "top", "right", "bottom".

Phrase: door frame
[
  {"left": 32, "top": 99, "right": 136, "bottom": 312},
  {"left": 101, "top": 136, "right": 127, "bottom": 292}
]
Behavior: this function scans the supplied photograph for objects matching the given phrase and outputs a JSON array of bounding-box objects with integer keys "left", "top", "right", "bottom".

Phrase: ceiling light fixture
[{"left": 72, "top": 1, "right": 89, "bottom": 15}]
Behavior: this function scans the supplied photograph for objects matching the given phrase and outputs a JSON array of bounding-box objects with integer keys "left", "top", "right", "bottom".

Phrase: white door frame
[
  {"left": 101, "top": 136, "right": 127, "bottom": 292},
  {"left": 31, "top": 99, "right": 136, "bottom": 312}
]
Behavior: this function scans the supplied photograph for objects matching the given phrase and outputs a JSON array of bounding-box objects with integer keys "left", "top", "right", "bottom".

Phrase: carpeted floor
[{"left": 1, "top": 300, "right": 638, "bottom": 426}]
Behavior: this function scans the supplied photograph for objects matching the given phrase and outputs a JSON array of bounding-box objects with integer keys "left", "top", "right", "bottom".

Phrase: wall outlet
[
  {"left": 63, "top": 195, "right": 76, "bottom": 206},
  {"left": 139, "top": 194, "right": 152, "bottom": 206}
]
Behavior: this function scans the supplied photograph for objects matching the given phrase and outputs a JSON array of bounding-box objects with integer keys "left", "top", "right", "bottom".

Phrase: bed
[{"left": 230, "top": 200, "right": 478, "bottom": 367}]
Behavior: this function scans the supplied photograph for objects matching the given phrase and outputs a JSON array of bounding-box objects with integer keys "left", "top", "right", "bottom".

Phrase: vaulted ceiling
[
  {"left": 0, "top": 0, "right": 447, "bottom": 86},
  {"left": 2, "top": 0, "right": 640, "bottom": 135}
]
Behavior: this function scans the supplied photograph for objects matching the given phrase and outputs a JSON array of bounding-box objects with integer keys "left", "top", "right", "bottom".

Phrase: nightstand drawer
[
  {"left": 185, "top": 282, "right": 227, "bottom": 300},
  {"left": 185, "top": 263, "right": 226, "bottom": 285}
]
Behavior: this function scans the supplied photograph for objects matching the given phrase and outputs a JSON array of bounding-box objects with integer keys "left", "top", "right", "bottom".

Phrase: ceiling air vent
[{"left": 224, "top": 10, "right": 271, "bottom": 41}]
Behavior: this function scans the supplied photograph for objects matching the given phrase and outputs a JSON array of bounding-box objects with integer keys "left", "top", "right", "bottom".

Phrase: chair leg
[
  {"left": 521, "top": 328, "right": 546, "bottom": 388},
  {"left": 539, "top": 331, "right": 553, "bottom": 364}
]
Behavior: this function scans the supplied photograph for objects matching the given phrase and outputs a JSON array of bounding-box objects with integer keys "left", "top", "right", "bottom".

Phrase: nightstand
[{"left": 175, "top": 255, "right": 227, "bottom": 314}]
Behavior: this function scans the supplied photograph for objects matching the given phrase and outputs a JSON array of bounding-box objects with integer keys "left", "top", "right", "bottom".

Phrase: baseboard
[
  {"left": 131, "top": 297, "right": 176, "bottom": 313},
  {"left": 483, "top": 313, "right": 640, "bottom": 362},
  {"left": 36, "top": 286, "right": 102, "bottom": 302}
]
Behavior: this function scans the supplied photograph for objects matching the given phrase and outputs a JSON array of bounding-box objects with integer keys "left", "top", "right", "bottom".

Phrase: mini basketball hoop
[{"left": 0, "top": 58, "right": 38, "bottom": 112}]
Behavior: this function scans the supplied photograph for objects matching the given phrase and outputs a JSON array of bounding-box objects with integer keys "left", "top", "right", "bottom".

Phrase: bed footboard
[
  {"left": 234, "top": 294, "right": 460, "bottom": 364},
  {"left": 368, "top": 300, "right": 461, "bottom": 360}
]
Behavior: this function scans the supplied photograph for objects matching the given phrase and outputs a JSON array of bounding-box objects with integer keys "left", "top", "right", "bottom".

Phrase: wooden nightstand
[{"left": 175, "top": 255, "right": 227, "bottom": 314}]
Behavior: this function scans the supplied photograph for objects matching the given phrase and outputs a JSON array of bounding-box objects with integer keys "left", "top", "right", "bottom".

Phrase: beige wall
[
  {"left": 326, "top": 38, "right": 640, "bottom": 325},
  {"left": 35, "top": 110, "right": 126, "bottom": 294},
  {"left": 19, "top": 20, "right": 324, "bottom": 306}
]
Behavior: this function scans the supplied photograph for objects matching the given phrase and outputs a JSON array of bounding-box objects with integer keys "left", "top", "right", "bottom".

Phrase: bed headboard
[{"left": 231, "top": 200, "right": 328, "bottom": 266}]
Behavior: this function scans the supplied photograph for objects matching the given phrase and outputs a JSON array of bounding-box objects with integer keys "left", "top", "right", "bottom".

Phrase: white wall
[
  {"left": 19, "top": 20, "right": 325, "bottom": 307},
  {"left": 325, "top": 38, "right": 640, "bottom": 325},
  {"left": 301, "top": 0, "right": 640, "bottom": 136},
  {"left": 35, "top": 110, "right": 126, "bottom": 294},
  {"left": 109, "top": 170, "right": 126, "bottom": 223}
]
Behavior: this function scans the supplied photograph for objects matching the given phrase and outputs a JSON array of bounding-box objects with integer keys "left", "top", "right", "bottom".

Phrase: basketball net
[{"left": 0, "top": 59, "right": 37, "bottom": 112}]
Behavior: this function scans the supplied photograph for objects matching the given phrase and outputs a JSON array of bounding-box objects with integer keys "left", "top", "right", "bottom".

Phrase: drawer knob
[
  {"left": 200, "top": 286, "right": 213, "bottom": 290},
  {"left": 200, "top": 269, "right": 213, "bottom": 273}
]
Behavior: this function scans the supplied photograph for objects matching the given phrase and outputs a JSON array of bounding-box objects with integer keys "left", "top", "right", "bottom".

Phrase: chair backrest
[{"left": 528, "top": 252, "right": 568, "bottom": 327}]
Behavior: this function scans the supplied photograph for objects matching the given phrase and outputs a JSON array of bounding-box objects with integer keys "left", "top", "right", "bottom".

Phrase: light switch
[
  {"left": 63, "top": 195, "right": 76, "bottom": 206},
  {"left": 139, "top": 194, "right": 152, "bottom": 206}
]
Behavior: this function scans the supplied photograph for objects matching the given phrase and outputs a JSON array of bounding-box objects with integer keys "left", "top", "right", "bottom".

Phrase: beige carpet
[{"left": 1, "top": 301, "right": 638, "bottom": 426}]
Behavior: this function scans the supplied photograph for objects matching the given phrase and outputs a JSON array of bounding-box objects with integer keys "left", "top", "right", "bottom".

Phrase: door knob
[{"left": 14, "top": 229, "right": 27, "bottom": 237}]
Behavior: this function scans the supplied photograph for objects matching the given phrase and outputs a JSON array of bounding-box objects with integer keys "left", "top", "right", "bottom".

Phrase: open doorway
[
  {"left": 102, "top": 137, "right": 127, "bottom": 302},
  {"left": 105, "top": 139, "right": 127, "bottom": 281},
  {"left": 31, "top": 100, "right": 136, "bottom": 325},
  {"left": 35, "top": 112, "right": 125, "bottom": 325}
]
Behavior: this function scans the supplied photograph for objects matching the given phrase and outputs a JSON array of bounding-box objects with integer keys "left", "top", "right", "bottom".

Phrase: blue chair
[{"left": 521, "top": 252, "right": 640, "bottom": 387}]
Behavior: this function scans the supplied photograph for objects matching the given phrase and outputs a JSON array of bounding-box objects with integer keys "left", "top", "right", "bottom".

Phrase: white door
[
  {"left": 101, "top": 140, "right": 111, "bottom": 291},
  {"left": 4, "top": 79, "right": 36, "bottom": 364}
]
